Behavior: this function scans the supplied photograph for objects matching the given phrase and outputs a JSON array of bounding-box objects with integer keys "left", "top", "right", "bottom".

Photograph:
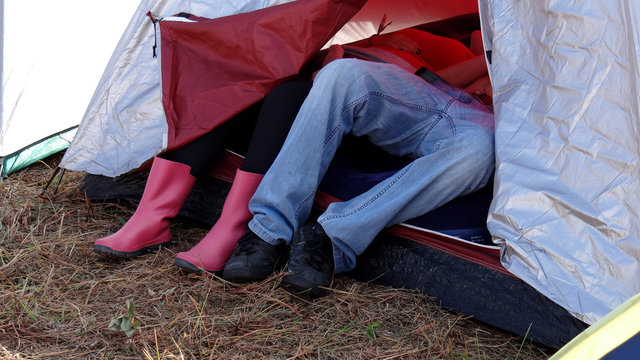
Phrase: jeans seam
[
  {"left": 319, "top": 161, "right": 415, "bottom": 222},
  {"left": 296, "top": 108, "right": 349, "bottom": 219},
  {"left": 442, "top": 99, "right": 457, "bottom": 136},
  {"left": 333, "top": 248, "right": 346, "bottom": 274},
  {"left": 342, "top": 93, "right": 370, "bottom": 113},
  {"left": 295, "top": 191, "right": 316, "bottom": 220},
  {"left": 413, "top": 99, "right": 457, "bottom": 154},
  {"left": 324, "top": 122, "right": 342, "bottom": 147},
  {"left": 296, "top": 94, "right": 372, "bottom": 219}
]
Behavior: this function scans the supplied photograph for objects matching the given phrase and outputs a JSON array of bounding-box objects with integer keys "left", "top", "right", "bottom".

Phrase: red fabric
[
  {"left": 322, "top": 28, "right": 476, "bottom": 77},
  {"left": 369, "top": 46, "right": 436, "bottom": 71},
  {"left": 385, "top": 226, "right": 510, "bottom": 277},
  {"left": 393, "top": 28, "right": 475, "bottom": 70},
  {"left": 160, "top": 0, "right": 367, "bottom": 151}
]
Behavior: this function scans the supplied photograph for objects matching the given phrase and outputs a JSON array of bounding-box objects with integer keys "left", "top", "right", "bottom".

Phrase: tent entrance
[{"left": 74, "top": 4, "right": 593, "bottom": 350}]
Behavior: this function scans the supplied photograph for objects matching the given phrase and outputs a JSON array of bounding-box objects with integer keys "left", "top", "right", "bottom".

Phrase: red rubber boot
[
  {"left": 93, "top": 157, "right": 197, "bottom": 258},
  {"left": 174, "top": 169, "right": 263, "bottom": 274}
]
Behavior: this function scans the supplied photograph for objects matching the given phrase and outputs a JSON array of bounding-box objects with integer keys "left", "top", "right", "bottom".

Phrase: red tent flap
[{"left": 160, "top": 0, "right": 367, "bottom": 150}]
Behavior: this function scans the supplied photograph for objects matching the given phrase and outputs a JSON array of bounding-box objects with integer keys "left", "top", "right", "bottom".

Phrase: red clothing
[
  {"left": 399, "top": 29, "right": 475, "bottom": 70},
  {"left": 322, "top": 28, "right": 476, "bottom": 75}
]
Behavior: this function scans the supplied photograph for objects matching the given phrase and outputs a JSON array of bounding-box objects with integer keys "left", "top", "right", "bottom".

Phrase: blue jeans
[{"left": 248, "top": 59, "right": 495, "bottom": 274}]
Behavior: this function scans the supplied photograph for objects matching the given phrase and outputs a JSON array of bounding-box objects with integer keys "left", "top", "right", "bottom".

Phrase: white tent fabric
[
  {"left": 482, "top": 0, "right": 640, "bottom": 324},
  {"left": 0, "top": 0, "right": 140, "bottom": 169}
]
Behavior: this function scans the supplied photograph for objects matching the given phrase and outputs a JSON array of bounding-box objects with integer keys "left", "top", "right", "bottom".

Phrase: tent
[
  {"left": 57, "top": 0, "right": 640, "bottom": 350},
  {"left": 0, "top": 0, "right": 140, "bottom": 177},
  {"left": 550, "top": 292, "right": 640, "bottom": 360}
]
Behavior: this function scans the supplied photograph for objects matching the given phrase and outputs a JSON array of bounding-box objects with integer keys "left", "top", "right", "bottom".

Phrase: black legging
[{"left": 162, "top": 80, "right": 313, "bottom": 177}]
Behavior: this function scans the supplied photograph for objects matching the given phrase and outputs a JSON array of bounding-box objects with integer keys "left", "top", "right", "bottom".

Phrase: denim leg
[
  {"left": 320, "top": 122, "right": 495, "bottom": 274},
  {"left": 248, "top": 59, "right": 494, "bottom": 254}
]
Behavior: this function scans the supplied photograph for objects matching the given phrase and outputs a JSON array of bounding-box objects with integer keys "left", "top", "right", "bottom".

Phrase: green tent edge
[{"left": 1, "top": 127, "right": 78, "bottom": 178}]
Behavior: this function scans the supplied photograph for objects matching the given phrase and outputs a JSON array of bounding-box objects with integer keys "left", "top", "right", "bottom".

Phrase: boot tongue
[{"left": 303, "top": 224, "right": 333, "bottom": 269}]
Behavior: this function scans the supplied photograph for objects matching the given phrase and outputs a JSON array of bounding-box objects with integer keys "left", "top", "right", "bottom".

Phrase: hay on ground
[{"left": 0, "top": 154, "right": 552, "bottom": 359}]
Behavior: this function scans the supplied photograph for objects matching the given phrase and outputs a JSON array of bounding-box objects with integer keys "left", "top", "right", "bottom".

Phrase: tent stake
[{"left": 40, "top": 167, "right": 65, "bottom": 197}]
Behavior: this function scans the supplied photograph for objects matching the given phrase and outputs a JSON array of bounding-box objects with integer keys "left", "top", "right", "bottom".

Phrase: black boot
[
  {"left": 222, "top": 230, "right": 285, "bottom": 283},
  {"left": 282, "top": 222, "right": 334, "bottom": 297}
]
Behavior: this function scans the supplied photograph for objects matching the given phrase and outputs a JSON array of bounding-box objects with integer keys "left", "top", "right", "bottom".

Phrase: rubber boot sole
[
  {"left": 93, "top": 242, "right": 168, "bottom": 259},
  {"left": 174, "top": 258, "right": 222, "bottom": 276}
]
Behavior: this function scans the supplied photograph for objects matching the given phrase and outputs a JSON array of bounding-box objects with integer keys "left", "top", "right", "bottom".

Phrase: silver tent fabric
[
  {"left": 59, "top": 0, "right": 293, "bottom": 176},
  {"left": 482, "top": 0, "right": 640, "bottom": 324}
]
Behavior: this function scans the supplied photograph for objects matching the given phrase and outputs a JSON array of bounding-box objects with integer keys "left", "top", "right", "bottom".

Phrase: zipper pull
[{"left": 146, "top": 12, "right": 162, "bottom": 58}]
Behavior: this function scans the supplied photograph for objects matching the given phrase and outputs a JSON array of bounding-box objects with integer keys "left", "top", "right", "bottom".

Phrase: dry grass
[{"left": 0, "top": 154, "right": 552, "bottom": 359}]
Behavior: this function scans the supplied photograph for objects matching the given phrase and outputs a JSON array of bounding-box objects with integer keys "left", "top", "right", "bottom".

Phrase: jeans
[{"left": 248, "top": 59, "right": 495, "bottom": 274}]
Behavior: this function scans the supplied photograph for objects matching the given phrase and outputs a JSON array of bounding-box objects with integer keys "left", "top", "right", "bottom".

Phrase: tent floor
[{"left": 81, "top": 170, "right": 588, "bottom": 350}]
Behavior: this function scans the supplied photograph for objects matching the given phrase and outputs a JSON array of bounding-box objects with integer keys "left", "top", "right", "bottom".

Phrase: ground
[{"left": 0, "top": 154, "right": 552, "bottom": 359}]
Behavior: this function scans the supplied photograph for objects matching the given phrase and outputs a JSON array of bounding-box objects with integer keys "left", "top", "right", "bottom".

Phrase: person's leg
[
  {"left": 319, "top": 120, "right": 494, "bottom": 275},
  {"left": 161, "top": 105, "right": 255, "bottom": 177},
  {"left": 283, "top": 120, "right": 494, "bottom": 294},
  {"left": 271, "top": 61, "right": 493, "bottom": 294},
  {"left": 225, "top": 59, "right": 492, "bottom": 282},
  {"left": 93, "top": 157, "right": 197, "bottom": 258},
  {"left": 93, "top": 104, "right": 256, "bottom": 259},
  {"left": 175, "top": 81, "right": 313, "bottom": 274},
  {"left": 240, "top": 81, "right": 313, "bottom": 174},
  {"left": 249, "top": 59, "right": 492, "bottom": 245}
]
